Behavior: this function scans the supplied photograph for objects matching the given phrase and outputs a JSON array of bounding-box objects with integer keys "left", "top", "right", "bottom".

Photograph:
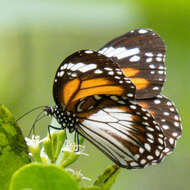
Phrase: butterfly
[{"left": 44, "top": 28, "right": 182, "bottom": 169}]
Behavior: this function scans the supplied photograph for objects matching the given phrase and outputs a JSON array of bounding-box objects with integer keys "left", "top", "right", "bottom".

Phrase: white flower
[
  {"left": 66, "top": 168, "right": 91, "bottom": 181},
  {"left": 76, "top": 170, "right": 91, "bottom": 181},
  {"left": 25, "top": 135, "right": 41, "bottom": 148},
  {"left": 62, "top": 140, "right": 88, "bottom": 156}
]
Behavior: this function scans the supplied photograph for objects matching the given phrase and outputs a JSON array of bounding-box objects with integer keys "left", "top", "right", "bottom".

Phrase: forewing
[
  {"left": 98, "top": 29, "right": 166, "bottom": 99},
  {"left": 76, "top": 95, "right": 166, "bottom": 169},
  {"left": 136, "top": 95, "right": 182, "bottom": 155},
  {"left": 53, "top": 50, "right": 135, "bottom": 110}
]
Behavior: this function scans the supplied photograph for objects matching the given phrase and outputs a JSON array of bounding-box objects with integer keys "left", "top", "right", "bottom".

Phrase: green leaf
[
  {"left": 58, "top": 151, "right": 79, "bottom": 168},
  {"left": 80, "top": 186, "right": 101, "bottom": 190},
  {"left": 27, "top": 136, "right": 42, "bottom": 163},
  {"left": 43, "top": 130, "right": 66, "bottom": 163},
  {"left": 9, "top": 163, "right": 80, "bottom": 190},
  {"left": 54, "top": 130, "right": 66, "bottom": 160},
  {"left": 42, "top": 136, "right": 54, "bottom": 162},
  {"left": 57, "top": 132, "right": 85, "bottom": 168},
  {"left": 94, "top": 165, "right": 121, "bottom": 190},
  {"left": 0, "top": 105, "right": 30, "bottom": 190}
]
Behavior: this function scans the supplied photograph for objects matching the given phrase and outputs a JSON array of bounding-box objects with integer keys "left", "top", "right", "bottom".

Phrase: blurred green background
[{"left": 1, "top": 0, "right": 189, "bottom": 189}]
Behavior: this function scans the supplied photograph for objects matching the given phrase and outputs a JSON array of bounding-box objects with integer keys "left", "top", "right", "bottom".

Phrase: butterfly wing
[
  {"left": 136, "top": 95, "right": 182, "bottom": 155},
  {"left": 98, "top": 29, "right": 166, "bottom": 99},
  {"left": 53, "top": 50, "right": 135, "bottom": 111},
  {"left": 76, "top": 95, "right": 165, "bottom": 169}
]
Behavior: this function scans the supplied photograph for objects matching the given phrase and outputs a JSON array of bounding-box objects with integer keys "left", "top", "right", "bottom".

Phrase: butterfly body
[
  {"left": 45, "top": 28, "right": 182, "bottom": 169},
  {"left": 44, "top": 106, "right": 77, "bottom": 133}
]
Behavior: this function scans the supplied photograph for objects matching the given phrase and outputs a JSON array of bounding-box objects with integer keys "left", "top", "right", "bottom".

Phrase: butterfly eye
[{"left": 98, "top": 28, "right": 166, "bottom": 99}]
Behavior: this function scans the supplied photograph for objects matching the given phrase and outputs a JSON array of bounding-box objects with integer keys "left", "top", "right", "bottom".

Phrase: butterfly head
[{"left": 44, "top": 106, "right": 77, "bottom": 133}]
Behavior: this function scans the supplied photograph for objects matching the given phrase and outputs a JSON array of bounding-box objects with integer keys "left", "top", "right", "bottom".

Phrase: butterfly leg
[
  {"left": 74, "top": 130, "right": 79, "bottom": 152},
  {"left": 48, "top": 124, "right": 62, "bottom": 139}
]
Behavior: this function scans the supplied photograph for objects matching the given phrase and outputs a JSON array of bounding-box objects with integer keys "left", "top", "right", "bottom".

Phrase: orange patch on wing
[
  {"left": 77, "top": 112, "right": 91, "bottom": 118},
  {"left": 130, "top": 78, "right": 149, "bottom": 90},
  {"left": 72, "top": 86, "right": 124, "bottom": 102},
  {"left": 132, "top": 124, "right": 147, "bottom": 132},
  {"left": 121, "top": 68, "right": 149, "bottom": 90},
  {"left": 137, "top": 102, "right": 149, "bottom": 108},
  {"left": 98, "top": 99, "right": 116, "bottom": 108},
  {"left": 67, "top": 103, "right": 75, "bottom": 111},
  {"left": 149, "top": 110, "right": 155, "bottom": 116},
  {"left": 132, "top": 131, "right": 147, "bottom": 143},
  {"left": 63, "top": 79, "right": 80, "bottom": 105},
  {"left": 117, "top": 106, "right": 130, "bottom": 112},
  {"left": 132, "top": 115, "right": 141, "bottom": 122},
  {"left": 78, "top": 111, "right": 96, "bottom": 118},
  {"left": 122, "top": 68, "right": 139, "bottom": 77},
  {"left": 127, "top": 143, "right": 139, "bottom": 154},
  {"left": 81, "top": 78, "right": 112, "bottom": 89}
]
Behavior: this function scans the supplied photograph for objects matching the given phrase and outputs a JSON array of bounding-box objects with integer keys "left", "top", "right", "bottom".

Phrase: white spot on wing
[
  {"left": 94, "top": 69, "right": 103, "bottom": 74},
  {"left": 138, "top": 29, "right": 148, "bottom": 34},
  {"left": 127, "top": 93, "right": 134, "bottom": 97},
  {"left": 94, "top": 95, "right": 102, "bottom": 100},
  {"left": 130, "top": 162, "right": 138, "bottom": 167},
  {"left": 157, "top": 53, "right": 163, "bottom": 57},
  {"left": 117, "top": 48, "right": 140, "bottom": 59},
  {"left": 61, "top": 64, "right": 68, "bottom": 70},
  {"left": 172, "top": 132, "right": 178, "bottom": 137},
  {"left": 146, "top": 58, "right": 152, "bottom": 63},
  {"left": 158, "top": 71, "right": 164, "bottom": 74},
  {"left": 147, "top": 155, "right": 153, "bottom": 160},
  {"left": 149, "top": 64, "right": 155, "bottom": 69},
  {"left": 144, "top": 143, "right": 151, "bottom": 152},
  {"left": 98, "top": 47, "right": 108, "bottom": 54},
  {"left": 167, "top": 101, "right": 173, "bottom": 106},
  {"left": 71, "top": 73, "right": 77, "bottom": 77},
  {"left": 85, "top": 50, "right": 94, "bottom": 54},
  {"left": 174, "top": 122, "right": 179, "bottom": 127},
  {"left": 140, "top": 159, "right": 146, "bottom": 164},
  {"left": 159, "top": 66, "right": 165, "bottom": 69},
  {"left": 67, "top": 63, "right": 74, "bottom": 69},
  {"left": 153, "top": 86, "right": 159, "bottom": 90},
  {"left": 70, "top": 62, "right": 85, "bottom": 71},
  {"left": 156, "top": 57, "right": 162, "bottom": 62},
  {"left": 139, "top": 147, "right": 145, "bottom": 153},
  {"left": 145, "top": 52, "right": 154, "bottom": 57},
  {"left": 110, "top": 96, "right": 119, "bottom": 101},
  {"left": 104, "top": 67, "right": 112, "bottom": 71},
  {"left": 162, "top": 125, "right": 169, "bottom": 130},
  {"left": 108, "top": 71, "right": 114, "bottom": 75},
  {"left": 154, "top": 99, "right": 161, "bottom": 104},
  {"left": 155, "top": 149, "right": 160, "bottom": 157},
  {"left": 79, "top": 64, "right": 97, "bottom": 72},
  {"left": 99, "top": 47, "right": 140, "bottom": 60},
  {"left": 129, "top": 55, "right": 140, "bottom": 62}
]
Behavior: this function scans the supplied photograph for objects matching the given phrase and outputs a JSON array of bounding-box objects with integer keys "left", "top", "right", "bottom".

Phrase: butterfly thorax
[{"left": 44, "top": 106, "right": 77, "bottom": 133}]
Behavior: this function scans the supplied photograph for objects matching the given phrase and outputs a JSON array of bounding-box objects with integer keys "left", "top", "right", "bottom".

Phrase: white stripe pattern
[{"left": 99, "top": 47, "right": 140, "bottom": 60}]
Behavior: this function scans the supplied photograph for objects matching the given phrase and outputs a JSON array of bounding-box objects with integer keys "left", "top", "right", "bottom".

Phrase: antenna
[
  {"left": 16, "top": 106, "right": 46, "bottom": 122},
  {"left": 28, "top": 110, "right": 46, "bottom": 137}
]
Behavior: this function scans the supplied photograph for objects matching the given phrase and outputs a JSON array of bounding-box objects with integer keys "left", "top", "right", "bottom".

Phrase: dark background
[{"left": 1, "top": 0, "right": 189, "bottom": 189}]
